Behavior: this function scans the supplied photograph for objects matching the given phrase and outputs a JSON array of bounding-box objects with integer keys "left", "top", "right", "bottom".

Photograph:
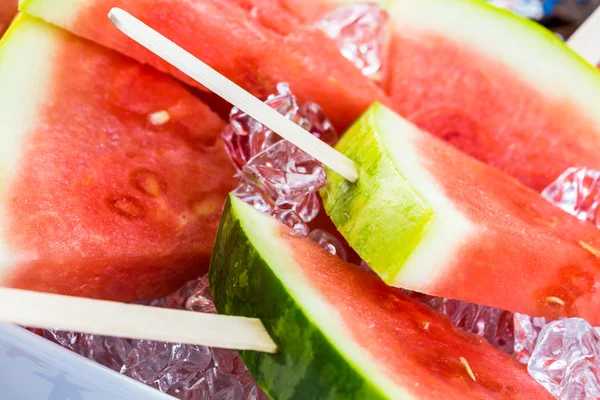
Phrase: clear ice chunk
[
  {"left": 513, "top": 313, "right": 547, "bottom": 364},
  {"left": 242, "top": 140, "right": 326, "bottom": 205},
  {"left": 528, "top": 318, "right": 600, "bottom": 399},
  {"left": 542, "top": 167, "right": 600, "bottom": 228},
  {"left": 222, "top": 82, "right": 336, "bottom": 229},
  {"left": 308, "top": 229, "right": 348, "bottom": 260},
  {"left": 317, "top": 3, "right": 389, "bottom": 80},
  {"left": 222, "top": 82, "right": 336, "bottom": 171},
  {"left": 409, "top": 293, "right": 515, "bottom": 353}
]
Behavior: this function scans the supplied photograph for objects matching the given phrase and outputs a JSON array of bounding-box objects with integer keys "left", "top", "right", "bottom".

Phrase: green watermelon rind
[
  {"left": 321, "top": 103, "right": 477, "bottom": 288},
  {"left": 320, "top": 103, "right": 435, "bottom": 283},
  {"left": 209, "top": 195, "right": 410, "bottom": 400}
]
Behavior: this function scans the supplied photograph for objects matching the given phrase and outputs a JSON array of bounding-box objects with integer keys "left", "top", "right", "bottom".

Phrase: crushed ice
[
  {"left": 542, "top": 167, "right": 600, "bottom": 229},
  {"left": 316, "top": 3, "right": 389, "bottom": 80},
  {"left": 223, "top": 82, "right": 334, "bottom": 236},
  {"left": 528, "top": 318, "right": 600, "bottom": 399},
  {"left": 41, "top": 275, "right": 268, "bottom": 400}
]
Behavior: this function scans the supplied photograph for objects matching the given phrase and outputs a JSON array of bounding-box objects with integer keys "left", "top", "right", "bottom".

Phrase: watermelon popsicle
[
  {"left": 0, "top": 14, "right": 236, "bottom": 302},
  {"left": 209, "top": 195, "right": 553, "bottom": 400},
  {"left": 322, "top": 103, "right": 600, "bottom": 325}
]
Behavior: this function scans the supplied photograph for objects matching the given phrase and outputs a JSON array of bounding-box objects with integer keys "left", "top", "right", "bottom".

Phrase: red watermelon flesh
[
  {"left": 19, "top": 0, "right": 389, "bottom": 133},
  {"left": 0, "top": 15, "right": 236, "bottom": 302},
  {"left": 386, "top": 9, "right": 600, "bottom": 192},
  {"left": 184, "top": 0, "right": 600, "bottom": 192},
  {"left": 0, "top": 0, "right": 16, "bottom": 34},
  {"left": 284, "top": 231, "right": 549, "bottom": 399}
]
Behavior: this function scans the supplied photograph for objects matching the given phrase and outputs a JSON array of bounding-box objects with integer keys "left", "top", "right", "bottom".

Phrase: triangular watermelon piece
[
  {"left": 19, "top": 0, "right": 388, "bottom": 132},
  {"left": 210, "top": 194, "right": 553, "bottom": 399},
  {"left": 71, "top": 0, "right": 600, "bottom": 192},
  {"left": 322, "top": 103, "right": 600, "bottom": 325},
  {"left": 0, "top": 14, "right": 236, "bottom": 302}
]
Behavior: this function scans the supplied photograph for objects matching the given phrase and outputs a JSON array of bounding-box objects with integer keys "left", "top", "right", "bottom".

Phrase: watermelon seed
[
  {"left": 459, "top": 356, "right": 476, "bottom": 382},
  {"left": 545, "top": 296, "right": 565, "bottom": 307},
  {"left": 132, "top": 169, "right": 163, "bottom": 197},
  {"left": 192, "top": 197, "right": 222, "bottom": 217},
  {"left": 579, "top": 241, "right": 600, "bottom": 258},
  {"left": 109, "top": 196, "right": 145, "bottom": 219},
  {"left": 148, "top": 110, "right": 170, "bottom": 126}
]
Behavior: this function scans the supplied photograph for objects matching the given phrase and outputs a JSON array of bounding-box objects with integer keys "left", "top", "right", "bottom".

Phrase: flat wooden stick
[
  {"left": 108, "top": 7, "right": 359, "bottom": 183},
  {"left": 0, "top": 288, "right": 277, "bottom": 353},
  {"left": 567, "top": 6, "right": 600, "bottom": 66}
]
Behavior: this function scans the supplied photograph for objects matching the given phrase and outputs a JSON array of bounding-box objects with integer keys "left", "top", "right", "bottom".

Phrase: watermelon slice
[
  {"left": 210, "top": 195, "right": 552, "bottom": 399},
  {"left": 322, "top": 103, "right": 600, "bottom": 325},
  {"left": 130, "top": 0, "right": 600, "bottom": 192},
  {"left": 19, "top": 0, "right": 388, "bottom": 132},
  {"left": 0, "top": 14, "right": 236, "bottom": 301}
]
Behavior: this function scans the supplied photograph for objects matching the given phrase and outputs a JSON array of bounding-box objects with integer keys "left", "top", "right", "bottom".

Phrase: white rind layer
[
  {"left": 232, "top": 196, "right": 415, "bottom": 399},
  {"left": 372, "top": 106, "right": 477, "bottom": 289},
  {"left": 19, "top": 0, "right": 87, "bottom": 27},
  {"left": 0, "top": 15, "right": 58, "bottom": 278}
]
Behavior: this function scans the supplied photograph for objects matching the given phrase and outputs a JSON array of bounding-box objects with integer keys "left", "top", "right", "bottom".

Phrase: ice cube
[
  {"left": 409, "top": 294, "right": 515, "bottom": 353},
  {"left": 222, "top": 82, "right": 336, "bottom": 171},
  {"left": 317, "top": 3, "right": 389, "bottom": 80},
  {"left": 308, "top": 229, "right": 348, "bottom": 260},
  {"left": 223, "top": 83, "right": 336, "bottom": 228},
  {"left": 184, "top": 275, "right": 217, "bottom": 314},
  {"left": 272, "top": 208, "right": 309, "bottom": 235},
  {"left": 42, "top": 330, "right": 131, "bottom": 372},
  {"left": 205, "top": 367, "right": 244, "bottom": 400},
  {"left": 513, "top": 313, "right": 547, "bottom": 364},
  {"left": 528, "top": 318, "right": 600, "bottom": 399},
  {"left": 230, "top": 180, "right": 274, "bottom": 214},
  {"left": 242, "top": 140, "right": 326, "bottom": 203},
  {"left": 542, "top": 167, "right": 600, "bottom": 228}
]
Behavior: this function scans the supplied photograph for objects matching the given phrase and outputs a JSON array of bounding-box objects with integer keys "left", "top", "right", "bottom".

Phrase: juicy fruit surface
[
  {"left": 1, "top": 16, "right": 235, "bottom": 301},
  {"left": 388, "top": 28, "right": 600, "bottom": 191},
  {"left": 414, "top": 118, "right": 600, "bottom": 325},
  {"left": 211, "top": 196, "right": 552, "bottom": 399},
  {"left": 0, "top": 0, "right": 16, "bottom": 34},
  {"left": 323, "top": 104, "right": 600, "bottom": 324},
  {"left": 21, "top": 0, "right": 388, "bottom": 132}
]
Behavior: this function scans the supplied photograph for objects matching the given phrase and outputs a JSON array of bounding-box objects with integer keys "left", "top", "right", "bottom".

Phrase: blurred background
[{"left": 537, "top": 0, "right": 600, "bottom": 36}]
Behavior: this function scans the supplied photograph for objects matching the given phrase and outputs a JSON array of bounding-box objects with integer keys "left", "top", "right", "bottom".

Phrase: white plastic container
[{"left": 0, "top": 324, "right": 172, "bottom": 399}]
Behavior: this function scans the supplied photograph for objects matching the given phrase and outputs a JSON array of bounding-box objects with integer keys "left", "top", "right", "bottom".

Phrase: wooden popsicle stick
[
  {"left": 108, "top": 7, "right": 359, "bottom": 183},
  {"left": 0, "top": 288, "right": 277, "bottom": 353},
  {"left": 567, "top": 6, "right": 600, "bottom": 66}
]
